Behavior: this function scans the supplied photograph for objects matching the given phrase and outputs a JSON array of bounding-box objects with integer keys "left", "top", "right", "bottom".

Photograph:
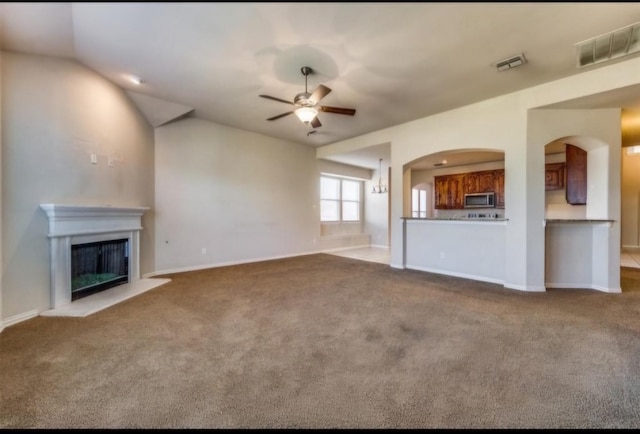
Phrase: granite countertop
[
  {"left": 402, "top": 217, "right": 508, "bottom": 222},
  {"left": 544, "top": 219, "right": 614, "bottom": 223}
]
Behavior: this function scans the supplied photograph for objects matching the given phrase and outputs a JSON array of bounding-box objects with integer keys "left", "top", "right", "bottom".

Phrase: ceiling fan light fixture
[
  {"left": 260, "top": 65, "right": 354, "bottom": 128},
  {"left": 294, "top": 106, "right": 318, "bottom": 123}
]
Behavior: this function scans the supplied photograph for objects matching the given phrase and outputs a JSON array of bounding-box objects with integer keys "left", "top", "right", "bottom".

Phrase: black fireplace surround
[{"left": 71, "top": 238, "right": 129, "bottom": 300}]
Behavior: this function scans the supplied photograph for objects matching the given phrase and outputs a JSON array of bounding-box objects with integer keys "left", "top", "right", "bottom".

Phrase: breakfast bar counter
[
  {"left": 544, "top": 218, "right": 619, "bottom": 292},
  {"left": 402, "top": 217, "right": 507, "bottom": 285}
]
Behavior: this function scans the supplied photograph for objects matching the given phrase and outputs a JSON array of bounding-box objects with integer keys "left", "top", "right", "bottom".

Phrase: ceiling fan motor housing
[{"left": 294, "top": 92, "right": 314, "bottom": 107}]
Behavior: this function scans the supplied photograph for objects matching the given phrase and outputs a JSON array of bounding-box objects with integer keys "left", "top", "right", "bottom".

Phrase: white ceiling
[{"left": 3, "top": 2, "right": 640, "bottom": 170}]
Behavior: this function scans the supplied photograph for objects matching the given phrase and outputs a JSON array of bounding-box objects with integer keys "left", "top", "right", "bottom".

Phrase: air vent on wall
[{"left": 576, "top": 22, "right": 640, "bottom": 68}]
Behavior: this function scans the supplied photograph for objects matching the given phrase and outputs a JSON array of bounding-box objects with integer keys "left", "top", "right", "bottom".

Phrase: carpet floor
[{"left": 2, "top": 253, "right": 640, "bottom": 428}]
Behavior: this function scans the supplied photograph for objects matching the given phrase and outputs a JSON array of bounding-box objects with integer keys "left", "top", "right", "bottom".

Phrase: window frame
[
  {"left": 320, "top": 175, "right": 362, "bottom": 222},
  {"left": 412, "top": 187, "right": 428, "bottom": 218}
]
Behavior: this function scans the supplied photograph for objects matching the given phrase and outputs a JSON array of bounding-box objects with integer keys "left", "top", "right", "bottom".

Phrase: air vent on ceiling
[
  {"left": 576, "top": 22, "right": 640, "bottom": 68},
  {"left": 496, "top": 54, "right": 527, "bottom": 72}
]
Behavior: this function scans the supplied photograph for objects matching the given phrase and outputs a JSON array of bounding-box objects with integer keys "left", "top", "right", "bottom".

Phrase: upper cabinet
[
  {"left": 494, "top": 170, "right": 505, "bottom": 208},
  {"left": 545, "top": 162, "right": 565, "bottom": 191},
  {"left": 434, "top": 173, "right": 465, "bottom": 209},
  {"left": 434, "top": 176, "right": 451, "bottom": 209},
  {"left": 434, "top": 168, "right": 505, "bottom": 209},
  {"left": 565, "top": 144, "right": 587, "bottom": 205}
]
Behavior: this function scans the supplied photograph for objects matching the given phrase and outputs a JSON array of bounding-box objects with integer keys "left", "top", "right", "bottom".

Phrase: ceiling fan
[{"left": 259, "top": 66, "right": 356, "bottom": 129}]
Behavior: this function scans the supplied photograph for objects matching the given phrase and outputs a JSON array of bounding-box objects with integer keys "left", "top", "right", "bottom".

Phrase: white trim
[
  {"left": 320, "top": 171, "right": 369, "bottom": 182},
  {"left": 405, "top": 264, "right": 505, "bottom": 285},
  {"left": 39, "top": 204, "right": 149, "bottom": 237},
  {"left": 146, "top": 250, "right": 328, "bottom": 277},
  {"left": 545, "top": 282, "right": 622, "bottom": 293},
  {"left": 1, "top": 309, "right": 39, "bottom": 331},
  {"left": 503, "top": 283, "right": 547, "bottom": 292},
  {"left": 370, "top": 244, "right": 389, "bottom": 249},
  {"left": 320, "top": 244, "right": 372, "bottom": 254}
]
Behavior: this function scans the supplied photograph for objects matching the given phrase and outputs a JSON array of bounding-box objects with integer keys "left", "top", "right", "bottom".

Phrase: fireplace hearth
[{"left": 40, "top": 204, "right": 171, "bottom": 317}]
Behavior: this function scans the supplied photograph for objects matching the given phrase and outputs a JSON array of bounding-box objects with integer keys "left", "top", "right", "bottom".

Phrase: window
[
  {"left": 412, "top": 188, "right": 427, "bottom": 218},
  {"left": 320, "top": 176, "right": 361, "bottom": 222}
]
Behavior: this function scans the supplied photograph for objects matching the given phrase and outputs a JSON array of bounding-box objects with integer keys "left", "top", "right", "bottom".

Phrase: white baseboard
[
  {"left": 145, "top": 249, "right": 330, "bottom": 278},
  {"left": 502, "top": 283, "right": 547, "bottom": 292},
  {"left": 1, "top": 309, "right": 39, "bottom": 332},
  {"left": 370, "top": 244, "right": 389, "bottom": 249},
  {"left": 545, "top": 282, "right": 622, "bottom": 293},
  {"left": 405, "top": 264, "right": 505, "bottom": 286}
]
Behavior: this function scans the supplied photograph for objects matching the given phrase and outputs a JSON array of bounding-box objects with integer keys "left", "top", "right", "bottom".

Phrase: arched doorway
[{"left": 543, "top": 136, "right": 620, "bottom": 292}]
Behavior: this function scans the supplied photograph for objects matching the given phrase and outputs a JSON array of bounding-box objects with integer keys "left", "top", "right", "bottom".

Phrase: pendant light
[{"left": 372, "top": 158, "right": 388, "bottom": 194}]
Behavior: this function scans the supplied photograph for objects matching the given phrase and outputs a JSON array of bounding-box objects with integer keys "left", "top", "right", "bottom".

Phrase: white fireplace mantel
[
  {"left": 40, "top": 204, "right": 150, "bottom": 310},
  {"left": 40, "top": 204, "right": 149, "bottom": 237}
]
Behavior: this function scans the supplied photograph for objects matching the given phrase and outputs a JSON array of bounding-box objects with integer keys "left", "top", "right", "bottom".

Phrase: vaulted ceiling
[{"left": 3, "top": 3, "right": 640, "bottom": 169}]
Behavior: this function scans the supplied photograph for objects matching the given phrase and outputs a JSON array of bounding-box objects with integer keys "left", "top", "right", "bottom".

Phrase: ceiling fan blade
[
  {"left": 260, "top": 94, "right": 293, "bottom": 105},
  {"left": 318, "top": 105, "right": 356, "bottom": 116},
  {"left": 308, "top": 84, "right": 331, "bottom": 104},
  {"left": 267, "top": 111, "right": 294, "bottom": 121},
  {"left": 311, "top": 116, "right": 322, "bottom": 128}
]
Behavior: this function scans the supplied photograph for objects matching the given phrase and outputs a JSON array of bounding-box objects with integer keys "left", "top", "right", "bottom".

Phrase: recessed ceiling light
[{"left": 128, "top": 75, "right": 144, "bottom": 85}]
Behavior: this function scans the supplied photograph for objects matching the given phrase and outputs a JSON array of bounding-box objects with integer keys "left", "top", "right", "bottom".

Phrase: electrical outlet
[
  {"left": 91, "top": 154, "right": 97, "bottom": 164},
  {"left": 201, "top": 247, "right": 207, "bottom": 255}
]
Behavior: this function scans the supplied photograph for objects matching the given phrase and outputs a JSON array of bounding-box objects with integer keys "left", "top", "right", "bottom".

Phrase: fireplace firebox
[{"left": 71, "top": 238, "right": 129, "bottom": 301}]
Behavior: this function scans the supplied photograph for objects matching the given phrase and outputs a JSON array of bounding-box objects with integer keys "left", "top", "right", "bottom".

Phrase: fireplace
[
  {"left": 40, "top": 204, "right": 149, "bottom": 309},
  {"left": 71, "top": 238, "right": 129, "bottom": 301}
]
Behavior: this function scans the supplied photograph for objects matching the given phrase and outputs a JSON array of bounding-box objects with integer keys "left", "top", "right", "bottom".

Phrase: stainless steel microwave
[{"left": 464, "top": 192, "right": 495, "bottom": 208}]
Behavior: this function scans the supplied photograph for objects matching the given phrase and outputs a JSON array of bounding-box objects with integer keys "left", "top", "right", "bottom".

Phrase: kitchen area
[
  {"left": 402, "top": 150, "right": 508, "bottom": 284},
  {"left": 401, "top": 139, "right": 618, "bottom": 292}
]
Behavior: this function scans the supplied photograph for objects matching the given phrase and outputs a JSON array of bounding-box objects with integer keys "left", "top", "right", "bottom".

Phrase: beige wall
[
  {"left": 319, "top": 55, "right": 635, "bottom": 291},
  {"left": 154, "top": 118, "right": 317, "bottom": 274},
  {"left": 1, "top": 52, "right": 154, "bottom": 319},
  {"left": 622, "top": 149, "right": 640, "bottom": 248}
]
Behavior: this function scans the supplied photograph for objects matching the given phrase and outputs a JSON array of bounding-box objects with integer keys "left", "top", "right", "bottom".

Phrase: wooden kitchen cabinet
[
  {"left": 434, "top": 176, "right": 451, "bottom": 209},
  {"left": 565, "top": 144, "right": 587, "bottom": 205},
  {"left": 477, "top": 170, "right": 495, "bottom": 193},
  {"left": 494, "top": 169, "right": 505, "bottom": 208},
  {"left": 450, "top": 173, "right": 466, "bottom": 209},
  {"left": 434, "top": 168, "right": 505, "bottom": 209},
  {"left": 465, "top": 172, "right": 480, "bottom": 193},
  {"left": 545, "top": 162, "right": 565, "bottom": 191}
]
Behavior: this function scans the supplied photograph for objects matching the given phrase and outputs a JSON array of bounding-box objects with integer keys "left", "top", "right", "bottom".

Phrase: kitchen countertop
[
  {"left": 544, "top": 219, "right": 614, "bottom": 225},
  {"left": 544, "top": 219, "right": 614, "bottom": 222},
  {"left": 402, "top": 217, "right": 508, "bottom": 222}
]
